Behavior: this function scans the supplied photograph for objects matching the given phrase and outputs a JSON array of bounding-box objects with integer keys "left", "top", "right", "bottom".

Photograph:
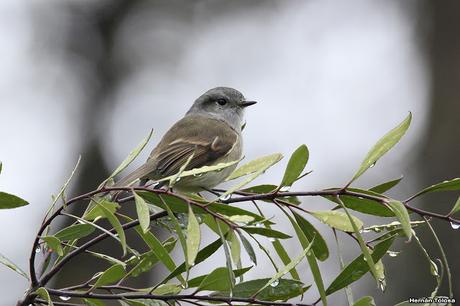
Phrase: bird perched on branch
[{"left": 114, "top": 87, "right": 257, "bottom": 192}]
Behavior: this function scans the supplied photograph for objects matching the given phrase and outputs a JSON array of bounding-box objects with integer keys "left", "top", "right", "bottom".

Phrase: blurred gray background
[{"left": 0, "top": 0, "right": 459, "bottom": 305}]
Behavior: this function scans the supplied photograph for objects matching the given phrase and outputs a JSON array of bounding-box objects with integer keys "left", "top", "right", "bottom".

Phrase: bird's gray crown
[{"left": 186, "top": 87, "right": 249, "bottom": 132}]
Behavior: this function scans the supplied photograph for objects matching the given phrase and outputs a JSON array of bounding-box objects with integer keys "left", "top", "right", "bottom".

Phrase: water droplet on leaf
[
  {"left": 387, "top": 251, "right": 400, "bottom": 257},
  {"left": 59, "top": 296, "right": 71, "bottom": 301},
  {"left": 279, "top": 186, "right": 290, "bottom": 192},
  {"left": 221, "top": 194, "right": 231, "bottom": 201},
  {"left": 270, "top": 279, "right": 280, "bottom": 287},
  {"left": 193, "top": 173, "right": 203, "bottom": 177},
  {"left": 450, "top": 222, "right": 460, "bottom": 230},
  {"left": 35, "top": 247, "right": 41, "bottom": 254}
]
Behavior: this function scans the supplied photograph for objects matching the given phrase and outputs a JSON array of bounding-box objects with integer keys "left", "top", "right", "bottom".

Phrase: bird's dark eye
[{"left": 216, "top": 98, "right": 227, "bottom": 106}]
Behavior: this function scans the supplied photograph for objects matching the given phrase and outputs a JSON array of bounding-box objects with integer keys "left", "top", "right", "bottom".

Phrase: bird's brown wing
[{"left": 148, "top": 115, "right": 239, "bottom": 178}]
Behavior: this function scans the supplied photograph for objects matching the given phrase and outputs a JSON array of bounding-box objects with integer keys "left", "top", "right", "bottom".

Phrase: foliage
[{"left": 1, "top": 113, "right": 458, "bottom": 306}]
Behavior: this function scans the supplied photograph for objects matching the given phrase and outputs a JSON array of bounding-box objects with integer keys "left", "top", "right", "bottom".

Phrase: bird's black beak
[{"left": 240, "top": 100, "right": 257, "bottom": 107}]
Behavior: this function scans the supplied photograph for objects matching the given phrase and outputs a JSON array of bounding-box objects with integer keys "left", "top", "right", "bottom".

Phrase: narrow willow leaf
[
  {"left": 387, "top": 200, "right": 412, "bottom": 241},
  {"left": 228, "top": 231, "right": 241, "bottom": 265},
  {"left": 411, "top": 177, "right": 460, "bottom": 199},
  {"left": 134, "top": 191, "right": 150, "bottom": 233},
  {"left": 310, "top": 210, "right": 363, "bottom": 232},
  {"left": 161, "top": 238, "right": 222, "bottom": 284},
  {"left": 145, "top": 283, "right": 182, "bottom": 295},
  {"left": 238, "top": 232, "right": 257, "bottom": 265},
  {"left": 0, "top": 252, "right": 29, "bottom": 280},
  {"left": 284, "top": 210, "right": 327, "bottom": 306},
  {"left": 0, "top": 192, "right": 28, "bottom": 209},
  {"left": 215, "top": 278, "right": 307, "bottom": 301},
  {"left": 217, "top": 222, "right": 235, "bottom": 290},
  {"left": 128, "top": 238, "right": 176, "bottom": 277},
  {"left": 208, "top": 203, "right": 265, "bottom": 222},
  {"left": 293, "top": 212, "right": 329, "bottom": 261},
  {"left": 35, "top": 287, "right": 53, "bottom": 306},
  {"left": 189, "top": 266, "right": 252, "bottom": 288},
  {"left": 326, "top": 237, "right": 395, "bottom": 295},
  {"left": 157, "top": 159, "right": 241, "bottom": 184},
  {"left": 370, "top": 176, "right": 403, "bottom": 193},
  {"left": 107, "top": 129, "right": 153, "bottom": 184},
  {"left": 162, "top": 202, "right": 188, "bottom": 272},
  {"left": 42, "top": 236, "right": 63, "bottom": 256},
  {"left": 226, "top": 153, "right": 283, "bottom": 180},
  {"left": 243, "top": 184, "right": 302, "bottom": 205},
  {"left": 242, "top": 226, "right": 291, "bottom": 239},
  {"left": 449, "top": 196, "right": 460, "bottom": 216},
  {"left": 186, "top": 205, "right": 201, "bottom": 266},
  {"left": 87, "top": 251, "right": 126, "bottom": 268},
  {"left": 323, "top": 188, "right": 394, "bottom": 217},
  {"left": 92, "top": 264, "right": 125, "bottom": 288},
  {"left": 255, "top": 238, "right": 314, "bottom": 296},
  {"left": 271, "top": 239, "right": 299, "bottom": 280},
  {"left": 281, "top": 144, "right": 309, "bottom": 187},
  {"left": 96, "top": 200, "right": 127, "bottom": 255},
  {"left": 375, "top": 259, "right": 386, "bottom": 291},
  {"left": 350, "top": 112, "right": 411, "bottom": 184},
  {"left": 197, "top": 267, "right": 232, "bottom": 291},
  {"left": 83, "top": 201, "right": 120, "bottom": 221},
  {"left": 55, "top": 224, "right": 95, "bottom": 241},
  {"left": 83, "top": 299, "right": 105, "bottom": 306},
  {"left": 136, "top": 227, "right": 184, "bottom": 284},
  {"left": 353, "top": 296, "right": 376, "bottom": 306}
]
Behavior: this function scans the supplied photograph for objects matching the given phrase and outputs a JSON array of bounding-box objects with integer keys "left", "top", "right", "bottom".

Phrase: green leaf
[
  {"left": 255, "top": 238, "right": 315, "bottom": 296},
  {"left": 161, "top": 238, "right": 222, "bottom": 284},
  {"left": 197, "top": 267, "right": 232, "bottom": 291},
  {"left": 228, "top": 231, "right": 241, "bottom": 265},
  {"left": 128, "top": 238, "right": 176, "bottom": 277},
  {"left": 353, "top": 296, "right": 376, "bottom": 306},
  {"left": 326, "top": 237, "right": 395, "bottom": 295},
  {"left": 84, "top": 201, "right": 120, "bottom": 221},
  {"left": 54, "top": 224, "right": 95, "bottom": 241},
  {"left": 243, "top": 184, "right": 302, "bottom": 205},
  {"left": 350, "top": 112, "right": 412, "bottom": 184},
  {"left": 189, "top": 266, "right": 252, "bottom": 288},
  {"left": 449, "top": 196, "right": 460, "bottom": 216},
  {"left": 42, "top": 236, "right": 63, "bottom": 256},
  {"left": 0, "top": 161, "right": 2, "bottom": 174},
  {"left": 323, "top": 188, "right": 394, "bottom": 217},
  {"left": 412, "top": 177, "right": 460, "bottom": 199},
  {"left": 83, "top": 299, "right": 105, "bottom": 306},
  {"left": 293, "top": 212, "right": 329, "bottom": 261},
  {"left": 238, "top": 232, "right": 257, "bottom": 265},
  {"left": 310, "top": 210, "right": 364, "bottom": 232},
  {"left": 215, "top": 278, "right": 308, "bottom": 301},
  {"left": 35, "top": 287, "right": 53, "bottom": 306},
  {"left": 88, "top": 250, "right": 127, "bottom": 268},
  {"left": 107, "top": 129, "right": 153, "bottom": 184},
  {"left": 92, "top": 264, "right": 125, "bottom": 288},
  {"left": 281, "top": 144, "right": 309, "bottom": 187},
  {"left": 96, "top": 199, "right": 127, "bottom": 255},
  {"left": 136, "top": 228, "right": 183, "bottom": 284},
  {"left": 227, "top": 153, "right": 283, "bottom": 181},
  {"left": 387, "top": 200, "right": 412, "bottom": 241},
  {"left": 186, "top": 205, "right": 201, "bottom": 266},
  {"left": 157, "top": 159, "right": 241, "bottom": 184},
  {"left": 121, "top": 300, "right": 168, "bottom": 306},
  {"left": 0, "top": 252, "right": 29, "bottom": 280},
  {"left": 149, "top": 283, "right": 182, "bottom": 295},
  {"left": 0, "top": 192, "right": 28, "bottom": 209},
  {"left": 370, "top": 176, "right": 403, "bottom": 193},
  {"left": 284, "top": 210, "right": 327, "bottom": 306},
  {"left": 242, "top": 226, "right": 291, "bottom": 239},
  {"left": 271, "top": 239, "right": 300, "bottom": 280},
  {"left": 208, "top": 203, "right": 265, "bottom": 223},
  {"left": 134, "top": 191, "right": 150, "bottom": 233}
]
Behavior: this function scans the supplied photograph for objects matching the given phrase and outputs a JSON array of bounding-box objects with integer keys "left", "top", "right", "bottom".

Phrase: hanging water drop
[
  {"left": 387, "top": 251, "right": 399, "bottom": 257},
  {"left": 59, "top": 296, "right": 71, "bottom": 301},
  {"left": 369, "top": 162, "right": 376, "bottom": 168},
  {"left": 193, "top": 173, "right": 203, "bottom": 177},
  {"left": 450, "top": 222, "right": 460, "bottom": 230},
  {"left": 270, "top": 279, "right": 280, "bottom": 287},
  {"left": 35, "top": 247, "right": 41, "bottom": 254},
  {"left": 279, "top": 186, "right": 290, "bottom": 192},
  {"left": 221, "top": 193, "right": 231, "bottom": 201}
]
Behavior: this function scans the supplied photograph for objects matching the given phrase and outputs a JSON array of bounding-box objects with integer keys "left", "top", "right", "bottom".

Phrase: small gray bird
[{"left": 115, "top": 87, "right": 257, "bottom": 192}]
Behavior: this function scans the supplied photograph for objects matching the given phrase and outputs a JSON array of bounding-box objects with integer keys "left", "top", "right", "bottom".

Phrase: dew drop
[
  {"left": 59, "top": 296, "right": 71, "bottom": 301},
  {"left": 279, "top": 186, "right": 290, "bottom": 192},
  {"left": 176, "top": 177, "right": 181, "bottom": 182},
  {"left": 387, "top": 251, "right": 399, "bottom": 257},
  {"left": 151, "top": 181, "right": 160, "bottom": 188},
  {"left": 35, "top": 247, "right": 41, "bottom": 254},
  {"left": 450, "top": 222, "right": 460, "bottom": 230},
  {"left": 221, "top": 194, "right": 231, "bottom": 201},
  {"left": 193, "top": 173, "right": 203, "bottom": 177},
  {"left": 370, "top": 162, "right": 376, "bottom": 168},
  {"left": 268, "top": 238, "right": 276, "bottom": 242},
  {"left": 270, "top": 279, "right": 280, "bottom": 287}
]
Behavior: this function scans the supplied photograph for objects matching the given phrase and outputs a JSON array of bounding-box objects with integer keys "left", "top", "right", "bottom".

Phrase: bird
[{"left": 114, "top": 87, "right": 257, "bottom": 192}]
